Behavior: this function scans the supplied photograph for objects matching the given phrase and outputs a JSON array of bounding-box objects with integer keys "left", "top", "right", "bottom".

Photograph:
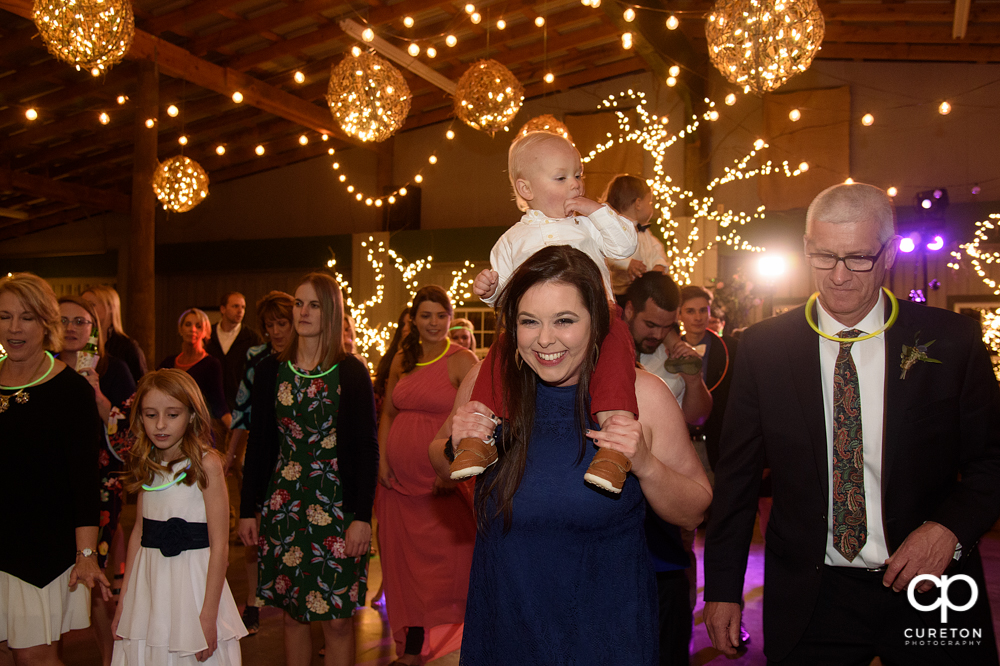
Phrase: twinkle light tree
[
  {"left": 582, "top": 90, "right": 808, "bottom": 285},
  {"left": 325, "top": 239, "right": 476, "bottom": 368}
]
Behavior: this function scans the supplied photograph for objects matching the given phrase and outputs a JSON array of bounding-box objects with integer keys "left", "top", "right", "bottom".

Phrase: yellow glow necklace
[{"left": 804, "top": 287, "right": 899, "bottom": 343}]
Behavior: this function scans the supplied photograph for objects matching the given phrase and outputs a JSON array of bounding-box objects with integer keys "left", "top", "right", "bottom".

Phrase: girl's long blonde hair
[{"left": 125, "top": 369, "right": 215, "bottom": 493}]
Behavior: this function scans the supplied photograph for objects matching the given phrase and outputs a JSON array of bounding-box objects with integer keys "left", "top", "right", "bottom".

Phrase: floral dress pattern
[
  {"left": 256, "top": 362, "right": 368, "bottom": 621},
  {"left": 98, "top": 392, "right": 135, "bottom": 568}
]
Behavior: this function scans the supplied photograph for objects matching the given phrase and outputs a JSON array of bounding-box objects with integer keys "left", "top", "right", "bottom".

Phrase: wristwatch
[{"left": 76, "top": 548, "right": 96, "bottom": 558}]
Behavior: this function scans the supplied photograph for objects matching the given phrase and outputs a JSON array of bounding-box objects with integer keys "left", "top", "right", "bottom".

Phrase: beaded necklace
[{"left": 0, "top": 351, "right": 56, "bottom": 413}]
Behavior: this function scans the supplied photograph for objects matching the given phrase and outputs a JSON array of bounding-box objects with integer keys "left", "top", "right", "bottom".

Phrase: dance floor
[{"left": 6, "top": 478, "right": 1000, "bottom": 665}]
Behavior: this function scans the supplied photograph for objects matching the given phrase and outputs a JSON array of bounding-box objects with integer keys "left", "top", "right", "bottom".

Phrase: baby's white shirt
[{"left": 484, "top": 205, "right": 637, "bottom": 306}]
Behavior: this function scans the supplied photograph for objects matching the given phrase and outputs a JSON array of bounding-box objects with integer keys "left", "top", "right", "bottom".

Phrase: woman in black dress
[
  {"left": 158, "top": 308, "right": 230, "bottom": 429},
  {"left": 0, "top": 273, "right": 109, "bottom": 662}
]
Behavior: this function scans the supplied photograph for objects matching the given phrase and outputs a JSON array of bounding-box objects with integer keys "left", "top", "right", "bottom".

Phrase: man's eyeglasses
[
  {"left": 806, "top": 240, "right": 889, "bottom": 273},
  {"left": 61, "top": 317, "right": 94, "bottom": 328}
]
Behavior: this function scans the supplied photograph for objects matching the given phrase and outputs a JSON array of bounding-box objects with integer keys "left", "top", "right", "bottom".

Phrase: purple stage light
[
  {"left": 899, "top": 237, "right": 916, "bottom": 253},
  {"left": 921, "top": 199, "right": 933, "bottom": 209},
  {"left": 910, "top": 289, "right": 927, "bottom": 303},
  {"left": 926, "top": 235, "right": 945, "bottom": 251}
]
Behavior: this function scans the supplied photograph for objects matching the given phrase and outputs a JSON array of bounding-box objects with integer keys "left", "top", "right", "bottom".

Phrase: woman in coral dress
[{"left": 377, "top": 285, "right": 478, "bottom": 664}]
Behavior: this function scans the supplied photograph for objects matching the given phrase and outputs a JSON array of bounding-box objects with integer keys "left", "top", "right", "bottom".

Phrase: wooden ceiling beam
[
  {"left": 220, "top": 0, "right": 453, "bottom": 72},
  {"left": 141, "top": 0, "right": 238, "bottom": 36},
  {"left": 0, "top": 206, "right": 92, "bottom": 242},
  {"left": 187, "top": 0, "right": 338, "bottom": 56},
  {"left": 1, "top": 0, "right": 357, "bottom": 146},
  {"left": 815, "top": 41, "right": 1000, "bottom": 62},
  {"left": 0, "top": 59, "right": 71, "bottom": 103},
  {"left": 0, "top": 167, "right": 130, "bottom": 214},
  {"left": 822, "top": 22, "right": 1000, "bottom": 44}
]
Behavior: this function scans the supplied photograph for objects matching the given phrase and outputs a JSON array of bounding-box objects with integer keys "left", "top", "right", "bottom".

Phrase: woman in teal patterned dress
[{"left": 242, "top": 273, "right": 379, "bottom": 666}]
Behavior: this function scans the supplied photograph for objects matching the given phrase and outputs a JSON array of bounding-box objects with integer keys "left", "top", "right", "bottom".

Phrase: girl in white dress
[{"left": 112, "top": 369, "right": 247, "bottom": 665}]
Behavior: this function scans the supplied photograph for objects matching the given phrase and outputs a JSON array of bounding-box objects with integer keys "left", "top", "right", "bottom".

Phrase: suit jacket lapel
[
  {"left": 882, "top": 299, "right": 916, "bottom": 507},
  {"left": 787, "top": 305, "right": 830, "bottom": 503}
]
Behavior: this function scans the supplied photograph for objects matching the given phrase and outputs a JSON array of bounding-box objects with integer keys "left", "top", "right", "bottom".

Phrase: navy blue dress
[{"left": 461, "top": 383, "right": 657, "bottom": 665}]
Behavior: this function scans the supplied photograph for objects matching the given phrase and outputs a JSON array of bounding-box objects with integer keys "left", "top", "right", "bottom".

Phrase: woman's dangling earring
[{"left": 515, "top": 352, "right": 523, "bottom": 370}]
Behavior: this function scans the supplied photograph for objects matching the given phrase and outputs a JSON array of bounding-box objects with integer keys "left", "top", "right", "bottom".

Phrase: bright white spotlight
[{"left": 758, "top": 255, "right": 787, "bottom": 278}]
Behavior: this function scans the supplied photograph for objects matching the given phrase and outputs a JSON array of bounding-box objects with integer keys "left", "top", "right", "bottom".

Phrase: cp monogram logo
[{"left": 907, "top": 574, "right": 979, "bottom": 623}]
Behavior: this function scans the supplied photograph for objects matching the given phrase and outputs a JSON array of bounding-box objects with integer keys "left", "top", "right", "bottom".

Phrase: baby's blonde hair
[{"left": 507, "top": 131, "right": 577, "bottom": 212}]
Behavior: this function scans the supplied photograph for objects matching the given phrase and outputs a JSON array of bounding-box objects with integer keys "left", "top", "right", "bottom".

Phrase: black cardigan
[{"left": 240, "top": 354, "right": 379, "bottom": 523}]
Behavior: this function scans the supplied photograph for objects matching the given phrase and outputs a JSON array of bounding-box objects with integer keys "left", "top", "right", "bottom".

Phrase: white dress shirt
[
  {"left": 818, "top": 293, "right": 890, "bottom": 568},
  {"left": 484, "top": 205, "right": 637, "bottom": 306},
  {"left": 640, "top": 344, "right": 686, "bottom": 406},
  {"left": 607, "top": 227, "right": 670, "bottom": 295}
]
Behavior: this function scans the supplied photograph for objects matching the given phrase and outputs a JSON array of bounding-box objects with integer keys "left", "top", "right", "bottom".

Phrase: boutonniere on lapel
[{"left": 900, "top": 332, "right": 942, "bottom": 379}]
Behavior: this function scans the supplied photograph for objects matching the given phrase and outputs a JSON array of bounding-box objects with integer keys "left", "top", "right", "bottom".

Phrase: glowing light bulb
[
  {"left": 669, "top": 65, "right": 680, "bottom": 77},
  {"left": 496, "top": 19, "right": 506, "bottom": 30},
  {"left": 99, "top": 112, "right": 110, "bottom": 125},
  {"left": 666, "top": 76, "right": 676, "bottom": 87},
  {"left": 216, "top": 145, "right": 226, "bottom": 155},
  {"left": 351, "top": 46, "right": 362, "bottom": 57},
  {"left": 321, "top": 134, "right": 328, "bottom": 141},
  {"left": 167, "top": 104, "right": 179, "bottom": 117},
  {"left": 375, "top": 199, "right": 383, "bottom": 207},
  {"left": 725, "top": 93, "right": 737, "bottom": 106},
  {"left": 426, "top": 47, "right": 437, "bottom": 58},
  {"left": 798, "top": 162, "right": 809, "bottom": 172},
  {"left": 623, "top": 8, "right": 636, "bottom": 22},
  {"left": 446, "top": 130, "right": 455, "bottom": 139},
  {"left": 788, "top": 109, "right": 801, "bottom": 121},
  {"left": 294, "top": 71, "right": 305, "bottom": 84},
  {"left": 388, "top": 196, "right": 396, "bottom": 204},
  {"left": 91, "top": 67, "right": 100, "bottom": 77},
  {"left": 356, "top": 193, "right": 363, "bottom": 201},
  {"left": 178, "top": 135, "right": 188, "bottom": 146},
  {"left": 666, "top": 15, "right": 679, "bottom": 30},
  {"left": 899, "top": 237, "right": 915, "bottom": 253},
  {"left": 408, "top": 43, "right": 420, "bottom": 57},
  {"left": 861, "top": 113, "right": 874, "bottom": 126},
  {"left": 145, "top": 118, "right": 156, "bottom": 128},
  {"left": 845, "top": 177, "right": 854, "bottom": 184},
  {"left": 232, "top": 91, "right": 243, "bottom": 103},
  {"left": 347, "top": 185, "right": 354, "bottom": 192},
  {"left": 591, "top": 0, "right": 601, "bottom": 6},
  {"left": 753, "top": 139, "right": 765, "bottom": 150},
  {"left": 332, "top": 162, "right": 340, "bottom": 169},
  {"left": 255, "top": 144, "right": 265, "bottom": 156},
  {"left": 328, "top": 148, "right": 335, "bottom": 155},
  {"left": 939, "top": 101, "right": 951, "bottom": 115},
  {"left": 339, "top": 175, "right": 346, "bottom": 182},
  {"left": 366, "top": 198, "right": 373, "bottom": 206},
  {"left": 544, "top": 72, "right": 554, "bottom": 83},
  {"left": 535, "top": 16, "right": 545, "bottom": 27},
  {"left": 25, "top": 108, "right": 38, "bottom": 121},
  {"left": 708, "top": 110, "right": 719, "bottom": 121},
  {"left": 446, "top": 35, "right": 457, "bottom": 47},
  {"left": 362, "top": 27, "right": 375, "bottom": 42},
  {"left": 399, "top": 187, "right": 408, "bottom": 196},
  {"left": 471, "top": 12, "right": 481, "bottom": 24},
  {"left": 116, "top": 95, "right": 127, "bottom": 105},
  {"left": 465, "top": 4, "right": 475, "bottom": 13},
  {"left": 622, "top": 32, "right": 633, "bottom": 49},
  {"left": 403, "top": 16, "right": 414, "bottom": 28},
  {"left": 299, "top": 134, "right": 308, "bottom": 145},
  {"left": 428, "top": 155, "right": 437, "bottom": 164},
  {"left": 887, "top": 186, "right": 897, "bottom": 197},
  {"left": 415, "top": 174, "right": 424, "bottom": 183}
]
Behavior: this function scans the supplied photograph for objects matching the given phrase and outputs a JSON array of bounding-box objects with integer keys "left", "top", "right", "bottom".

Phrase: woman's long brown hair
[
  {"left": 399, "top": 285, "right": 453, "bottom": 374},
  {"left": 279, "top": 272, "right": 346, "bottom": 371},
  {"left": 476, "top": 245, "right": 611, "bottom": 533}
]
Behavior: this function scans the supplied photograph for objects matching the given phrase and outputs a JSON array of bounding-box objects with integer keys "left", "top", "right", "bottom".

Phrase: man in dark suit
[
  {"left": 205, "top": 291, "right": 261, "bottom": 412},
  {"left": 704, "top": 183, "right": 1000, "bottom": 664}
]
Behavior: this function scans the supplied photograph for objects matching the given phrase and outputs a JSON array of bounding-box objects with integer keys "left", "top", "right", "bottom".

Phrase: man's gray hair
[{"left": 805, "top": 183, "right": 897, "bottom": 244}]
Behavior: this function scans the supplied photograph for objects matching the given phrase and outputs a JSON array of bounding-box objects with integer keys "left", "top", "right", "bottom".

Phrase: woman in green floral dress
[{"left": 242, "top": 273, "right": 379, "bottom": 666}]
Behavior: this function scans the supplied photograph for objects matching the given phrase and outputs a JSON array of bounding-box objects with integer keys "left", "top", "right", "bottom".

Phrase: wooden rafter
[{"left": 0, "top": 167, "right": 130, "bottom": 214}]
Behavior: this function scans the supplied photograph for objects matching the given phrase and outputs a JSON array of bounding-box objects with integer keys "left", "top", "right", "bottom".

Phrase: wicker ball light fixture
[
  {"left": 152, "top": 156, "right": 209, "bottom": 213},
  {"left": 454, "top": 60, "right": 524, "bottom": 136},
  {"left": 33, "top": 0, "right": 134, "bottom": 72},
  {"left": 705, "top": 0, "right": 824, "bottom": 95},
  {"left": 327, "top": 51, "right": 410, "bottom": 143},
  {"left": 518, "top": 114, "right": 573, "bottom": 143}
]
